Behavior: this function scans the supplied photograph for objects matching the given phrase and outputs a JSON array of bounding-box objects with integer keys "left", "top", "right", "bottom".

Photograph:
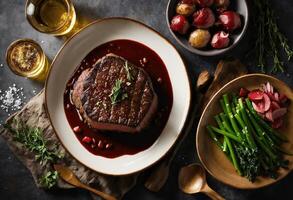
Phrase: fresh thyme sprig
[
  {"left": 251, "top": 0, "right": 293, "bottom": 73},
  {"left": 109, "top": 79, "right": 128, "bottom": 104},
  {"left": 5, "top": 118, "right": 63, "bottom": 166},
  {"left": 4, "top": 119, "right": 64, "bottom": 189},
  {"left": 40, "top": 170, "right": 59, "bottom": 189}
]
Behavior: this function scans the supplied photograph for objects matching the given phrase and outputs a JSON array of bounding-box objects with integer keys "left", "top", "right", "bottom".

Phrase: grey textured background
[{"left": 0, "top": 0, "right": 293, "bottom": 200}]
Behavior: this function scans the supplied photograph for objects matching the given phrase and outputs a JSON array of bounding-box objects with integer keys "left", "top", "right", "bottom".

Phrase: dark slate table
[{"left": 0, "top": 0, "right": 292, "bottom": 199}]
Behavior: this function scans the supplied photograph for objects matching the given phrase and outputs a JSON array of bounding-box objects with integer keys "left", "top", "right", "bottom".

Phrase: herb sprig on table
[
  {"left": 4, "top": 119, "right": 63, "bottom": 188},
  {"left": 40, "top": 171, "right": 59, "bottom": 189},
  {"left": 250, "top": 0, "right": 293, "bottom": 73}
]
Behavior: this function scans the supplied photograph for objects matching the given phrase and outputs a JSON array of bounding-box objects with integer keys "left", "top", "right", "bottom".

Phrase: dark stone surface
[{"left": 0, "top": 0, "right": 292, "bottom": 199}]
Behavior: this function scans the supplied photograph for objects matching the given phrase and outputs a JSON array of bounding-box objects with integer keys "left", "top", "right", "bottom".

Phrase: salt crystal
[
  {"left": 14, "top": 99, "right": 22, "bottom": 108},
  {"left": 0, "top": 84, "right": 27, "bottom": 115}
]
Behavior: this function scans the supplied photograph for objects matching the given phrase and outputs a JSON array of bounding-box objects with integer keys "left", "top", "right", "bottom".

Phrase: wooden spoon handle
[
  {"left": 79, "top": 183, "right": 117, "bottom": 200},
  {"left": 203, "top": 185, "right": 225, "bottom": 200}
]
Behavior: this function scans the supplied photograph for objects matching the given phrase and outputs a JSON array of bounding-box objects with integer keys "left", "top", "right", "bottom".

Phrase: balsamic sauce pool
[{"left": 64, "top": 39, "right": 173, "bottom": 158}]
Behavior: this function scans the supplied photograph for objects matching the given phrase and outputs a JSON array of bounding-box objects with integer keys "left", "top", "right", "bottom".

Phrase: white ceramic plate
[{"left": 45, "top": 18, "right": 191, "bottom": 175}]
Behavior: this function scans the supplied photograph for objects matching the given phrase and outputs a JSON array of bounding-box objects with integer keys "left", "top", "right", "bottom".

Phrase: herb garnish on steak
[
  {"left": 109, "top": 79, "right": 128, "bottom": 105},
  {"left": 124, "top": 61, "right": 134, "bottom": 81}
]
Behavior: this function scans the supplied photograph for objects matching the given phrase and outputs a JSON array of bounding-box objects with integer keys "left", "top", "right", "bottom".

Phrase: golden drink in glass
[
  {"left": 6, "top": 39, "right": 49, "bottom": 82},
  {"left": 25, "top": 0, "right": 76, "bottom": 36}
]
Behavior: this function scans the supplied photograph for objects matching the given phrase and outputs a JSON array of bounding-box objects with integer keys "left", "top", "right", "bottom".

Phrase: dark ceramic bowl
[{"left": 166, "top": 0, "right": 249, "bottom": 56}]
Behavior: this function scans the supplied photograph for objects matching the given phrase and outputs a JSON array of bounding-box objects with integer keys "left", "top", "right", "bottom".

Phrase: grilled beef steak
[{"left": 71, "top": 54, "right": 158, "bottom": 133}]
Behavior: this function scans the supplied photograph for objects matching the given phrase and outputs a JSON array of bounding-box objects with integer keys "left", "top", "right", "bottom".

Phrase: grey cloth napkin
[{"left": 0, "top": 90, "right": 138, "bottom": 200}]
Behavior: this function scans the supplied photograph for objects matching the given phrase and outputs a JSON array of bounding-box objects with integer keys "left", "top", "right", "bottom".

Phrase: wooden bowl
[
  {"left": 196, "top": 74, "right": 293, "bottom": 189},
  {"left": 166, "top": 0, "right": 249, "bottom": 56}
]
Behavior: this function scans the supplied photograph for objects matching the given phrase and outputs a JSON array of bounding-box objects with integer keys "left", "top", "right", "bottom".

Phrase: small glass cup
[
  {"left": 25, "top": 0, "right": 76, "bottom": 36},
  {"left": 6, "top": 39, "right": 49, "bottom": 82}
]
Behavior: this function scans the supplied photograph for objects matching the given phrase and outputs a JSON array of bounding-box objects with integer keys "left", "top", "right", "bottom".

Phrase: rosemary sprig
[
  {"left": 40, "top": 170, "right": 59, "bottom": 189},
  {"left": 109, "top": 79, "right": 128, "bottom": 104},
  {"left": 250, "top": 0, "right": 293, "bottom": 73},
  {"left": 124, "top": 61, "right": 133, "bottom": 81}
]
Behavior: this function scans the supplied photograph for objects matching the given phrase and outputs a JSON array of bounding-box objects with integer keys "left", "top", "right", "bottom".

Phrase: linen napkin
[{"left": 0, "top": 90, "right": 137, "bottom": 200}]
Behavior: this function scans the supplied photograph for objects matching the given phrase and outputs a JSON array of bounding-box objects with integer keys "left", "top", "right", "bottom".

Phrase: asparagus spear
[
  {"left": 237, "top": 98, "right": 257, "bottom": 148},
  {"left": 215, "top": 115, "right": 228, "bottom": 152},
  {"left": 208, "top": 125, "right": 242, "bottom": 143},
  {"left": 213, "top": 115, "right": 241, "bottom": 175},
  {"left": 207, "top": 126, "right": 224, "bottom": 150},
  {"left": 223, "top": 94, "right": 243, "bottom": 140},
  {"left": 245, "top": 98, "right": 288, "bottom": 142},
  {"left": 226, "top": 138, "right": 242, "bottom": 175}
]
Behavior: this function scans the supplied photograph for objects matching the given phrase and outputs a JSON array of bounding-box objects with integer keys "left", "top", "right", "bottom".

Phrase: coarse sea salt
[{"left": 0, "top": 84, "right": 26, "bottom": 115}]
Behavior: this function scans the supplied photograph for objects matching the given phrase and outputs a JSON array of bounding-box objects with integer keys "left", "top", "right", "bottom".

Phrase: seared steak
[{"left": 71, "top": 53, "right": 158, "bottom": 133}]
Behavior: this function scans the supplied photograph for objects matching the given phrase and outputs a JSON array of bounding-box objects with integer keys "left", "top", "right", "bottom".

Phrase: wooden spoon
[
  {"left": 54, "top": 164, "right": 117, "bottom": 200},
  {"left": 178, "top": 163, "right": 224, "bottom": 200}
]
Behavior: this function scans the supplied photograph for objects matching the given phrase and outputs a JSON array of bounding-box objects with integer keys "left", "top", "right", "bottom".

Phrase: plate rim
[
  {"left": 196, "top": 73, "right": 293, "bottom": 189},
  {"left": 45, "top": 17, "right": 192, "bottom": 176}
]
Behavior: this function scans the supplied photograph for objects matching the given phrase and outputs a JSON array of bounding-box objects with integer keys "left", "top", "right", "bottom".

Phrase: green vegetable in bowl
[{"left": 207, "top": 93, "right": 290, "bottom": 182}]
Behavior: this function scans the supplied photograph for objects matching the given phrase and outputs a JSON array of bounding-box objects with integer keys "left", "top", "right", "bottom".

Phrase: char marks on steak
[{"left": 71, "top": 54, "right": 158, "bottom": 133}]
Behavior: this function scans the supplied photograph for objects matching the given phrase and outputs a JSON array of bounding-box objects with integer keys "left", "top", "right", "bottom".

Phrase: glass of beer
[
  {"left": 6, "top": 39, "right": 49, "bottom": 82},
  {"left": 25, "top": 0, "right": 76, "bottom": 36}
]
